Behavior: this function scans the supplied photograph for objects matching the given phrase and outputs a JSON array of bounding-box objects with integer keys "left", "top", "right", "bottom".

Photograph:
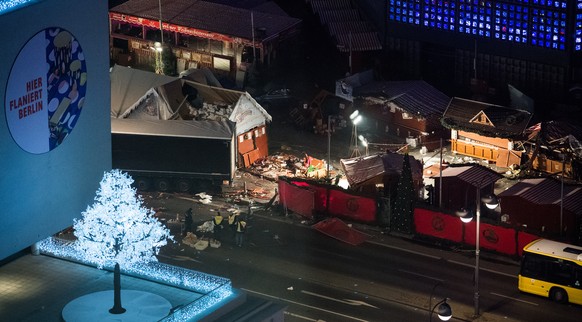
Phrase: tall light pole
[
  {"left": 349, "top": 110, "right": 362, "bottom": 158},
  {"left": 327, "top": 114, "right": 331, "bottom": 179},
  {"left": 456, "top": 177, "right": 499, "bottom": 317},
  {"left": 155, "top": 0, "right": 164, "bottom": 74}
]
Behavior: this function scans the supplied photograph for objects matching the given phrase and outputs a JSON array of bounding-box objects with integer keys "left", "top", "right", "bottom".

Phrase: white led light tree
[{"left": 73, "top": 169, "right": 173, "bottom": 314}]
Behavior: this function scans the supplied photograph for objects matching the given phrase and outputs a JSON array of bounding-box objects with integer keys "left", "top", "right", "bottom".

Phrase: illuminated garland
[
  {"left": 36, "top": 170, "right": 234, "bottom": 320},
  {"left": 0, "top": 0, "right": 38, "bottom": 14},
  {"left": 37, "top": 237, "right": 233, "bottom": 320}
]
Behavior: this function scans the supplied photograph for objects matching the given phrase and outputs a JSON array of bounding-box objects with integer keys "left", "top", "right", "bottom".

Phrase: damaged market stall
[{"left": 110, "top": 66, "right": 272, "bottom": 191}]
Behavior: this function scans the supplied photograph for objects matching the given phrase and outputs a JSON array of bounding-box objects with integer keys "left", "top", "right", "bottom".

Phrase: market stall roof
[
  {"left": 441, "top": 97, "right": 532, "bottom": 138},
  {"left": 111, "top": 118, "right": 234, "bottom": 140},
  {"left": 110, "top": 65, "right": 271, "bottom": 130},
  {"left": 341, "top": 153, "right": 422, "bottom": 188},
  {"left": 355, "top": 80, "right": 450, "bottom": 119},
  {"left": 310, "top": 0, "right": 352, "bottom": 13},
  {"left": 110, "top": 0, "right": 301, "bottom": 42},
  {"left": 524, "top": 121, "right": 582, "bottom": 158},
  {"left": 327, "top": 21, "right": 374, "bottom": 37},
  {"left": 427, "top": 165, "right": 503, "bottom": 188},
  {"left": 498, "top": 177, "right": 582, "bottom": 215},
  {"left": 307, "top": 0, "right": 382, "bottom": 53},
  {"left": 110, "top": 65, "right": 177, "bottom": 118}
]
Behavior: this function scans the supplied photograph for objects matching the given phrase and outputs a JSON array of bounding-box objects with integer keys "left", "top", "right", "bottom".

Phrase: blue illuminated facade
[
  {"left": 389, "top": 0, "right": 573, "bottom": 51},
  {"left": 576, "top": 0, "right": 582, "bottom": 51}
]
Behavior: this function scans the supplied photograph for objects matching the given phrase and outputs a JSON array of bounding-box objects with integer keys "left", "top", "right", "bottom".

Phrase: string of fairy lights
[
  {"left": 0, "top": 0, "right": 38, "bottom": 14},
  {"left": 37, "top": 237, "right": 233, "bottom": 321}
]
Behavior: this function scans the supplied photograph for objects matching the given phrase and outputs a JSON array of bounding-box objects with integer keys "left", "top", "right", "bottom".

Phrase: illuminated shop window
[
  {"left": 576, "top": 0, "right": 582, "bottom": 51},
  {"left": 458, "top": 0, "right": 492, "bottom": 37},
  {"left": 423, "top": 0, "right": 456, "bottom": 31},
  {"left": 389, "top": 0, "right": 421, "bottom": 25},
  {"left": 531, "top": 8, "right": 566, "bottom": 50},
  {"left": 494, "top": 2, "right": 528, "bottom": 44}
]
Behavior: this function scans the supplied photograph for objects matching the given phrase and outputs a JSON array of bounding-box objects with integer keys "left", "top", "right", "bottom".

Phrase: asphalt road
[{"left": 144, "top": 191, "right": 582, "bottom": 322}]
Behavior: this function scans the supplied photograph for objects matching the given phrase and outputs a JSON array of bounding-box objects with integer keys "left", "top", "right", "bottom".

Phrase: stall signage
[
  {"left": 109, "top": 12, "right": 258, "bottom": 46},
  {"left": 5, "top": 27, "right": 87, "bottom": 154}
]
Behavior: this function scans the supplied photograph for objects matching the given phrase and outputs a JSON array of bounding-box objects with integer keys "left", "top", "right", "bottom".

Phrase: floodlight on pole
[
  {"left": 455, "top": 176, "right": 499, "bottom": 317},
  {"left": 349, "top": 110, "right": 362, "bottom": 158},
  {"left": 358, "top": 135, "right": 369, "bottom": 156}
]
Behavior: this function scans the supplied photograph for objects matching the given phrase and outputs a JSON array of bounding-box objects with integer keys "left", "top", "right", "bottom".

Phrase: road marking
[
  {"left": 242, "top": 288, "right": 370, "bottom": 322},
  {"left": 398, "top": 269, "right": 444, "bottom": 283},
  {"left": 367, "top": 241, "right": 441, "bottom": 260},
  {"left": 301, "top": 290, "right": 378, "bottom": 309},
  {"left": 490, "top": 292, "right": 539, "bottom": 306},
  {"left": 284, "top": 311, "right": 323, "bottom": 321},
  {"left": 447, "top": 260, "right": 517, "bottom": 278}
]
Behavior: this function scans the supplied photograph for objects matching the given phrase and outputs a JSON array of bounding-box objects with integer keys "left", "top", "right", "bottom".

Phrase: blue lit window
[
  {"left": 576, "top": 1, "right": 582, "bottom": 51},
  {"left": 494, "top": 2, "right": 528, "bottom": 44},
  {"left": 423, "top": 0, "right": 456, "bottom": 31},
  {"left": 458, "top": 0, "right": 491, "bottom": 37},
  {"left": 389, "top": 0, "right": 421, "bottom": 25},
  {"left": 530, "top": 8, "right": 566, "bottom": 50}
]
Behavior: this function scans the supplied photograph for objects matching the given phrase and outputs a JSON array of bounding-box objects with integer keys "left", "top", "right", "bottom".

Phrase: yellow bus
[{"left": 519, "top": 239, "right": 582, "bottom": 305}]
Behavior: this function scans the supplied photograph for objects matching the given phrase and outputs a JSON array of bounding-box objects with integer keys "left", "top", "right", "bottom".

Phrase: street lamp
[
  {"left": 456, "top": 177, "right": 499, "bottom": 317},
  {"left": 349, "top": 110, "right": 362, "bottom": 158},
  {"left": 429, "top": 282, "right": 452, "bottom": 321},
  {"left": 430, "top": 299, "right": 452, "bottom": 321}
]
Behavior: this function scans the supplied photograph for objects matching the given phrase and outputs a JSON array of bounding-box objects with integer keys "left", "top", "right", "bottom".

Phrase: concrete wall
[{"left": 0, "top": 0, "right": 111, "bottom": 260}]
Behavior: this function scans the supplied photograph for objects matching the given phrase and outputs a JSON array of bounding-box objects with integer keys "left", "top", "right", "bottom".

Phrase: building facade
[{"left": 357, "top": 1, "right": 582, "bottom": 108}]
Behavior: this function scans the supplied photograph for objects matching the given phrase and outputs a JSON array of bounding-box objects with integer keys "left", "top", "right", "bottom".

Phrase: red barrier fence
[
  {"left": 278, "top": 178, "right": 377, "bottom": 223},
  {"left": 463, "top": 222, "right": 516, "bottom": 255},
  {"left": 278, "top": 177, "right": 541, "bottom": 257},
  {"left": 278, "top": 180, "right": 315, "bottom": 219},
  {"left": 414, "top": 208, "right": 463, "bottom": 243},
  {"left": 414, "top": 208, "right": 541, "bottom": 257}
]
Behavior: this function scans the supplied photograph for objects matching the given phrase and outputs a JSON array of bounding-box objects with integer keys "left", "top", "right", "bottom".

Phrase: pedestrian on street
[
  {"left": 183, "top": 207, "right": 193, "bottom": 236},
  {"left": 235, "top": 217, "right": 247, "bottom": 247},
  {"left": 213, "top": 212, "right": 224, "bottom": 242},
  {"left": 228, "top": 212, "right": 237, "bottom": 238}
]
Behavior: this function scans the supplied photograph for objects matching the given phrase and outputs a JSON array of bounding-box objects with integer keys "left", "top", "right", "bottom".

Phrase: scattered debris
[
  {"left": 247, "top": 152, "right": 333, "bottom": 181},
  {"left": 194, "top": 239, "right": 209, "bottom": 251},
  {"left": 182, "top": 232, "right": 198, "bottom": 248},
  {"left": 195, "top": 192, "right": 213, "bottom": 204},
  {"left": 196, "top": 221, "right": 214, "bottom": 233}
]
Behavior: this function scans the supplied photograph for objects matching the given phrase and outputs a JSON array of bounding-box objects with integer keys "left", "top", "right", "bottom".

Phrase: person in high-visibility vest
[
  {"left": 213, "top": 212, "right": 224, "bottom": 242},
  {"left": 228, "top": 212, "right": 237, "bottom": 239},
  {"left": 235, "top": 218, "right": 247, "bottom": 247}
]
